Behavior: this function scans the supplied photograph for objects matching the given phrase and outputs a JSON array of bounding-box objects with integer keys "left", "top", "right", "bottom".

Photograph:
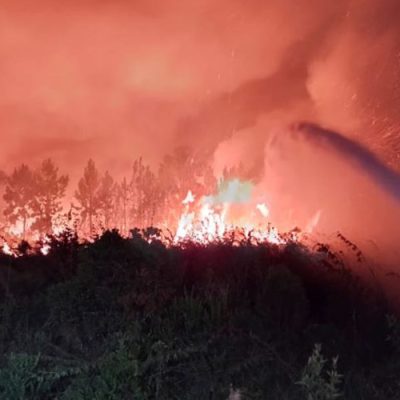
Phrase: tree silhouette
[
  {"left": 117, "top": 177, "right": 130, "bottom": 235},
  {"left": 130, "top": 158, "right": 147, "bottom": 227},
  {"left": 143, "top": 168, "right": 164, "bottom": 227},
  {"left": 98, "top": 171, "right": 115, "bottom": 230},
  {"left": 75, "top": 159, "right": 101, "bottom": 236},
  {"left": 130, "top": 158, "right": 162, "bottom": 228},
  {"left": 3, "top": 164, "right": 35, "bottom": 239},
  {"left": 0, "top": 170, "right": 8, "bottom": 231},
  {"left": 31, "top": 159, "right": 69, "bottom": 236},
  {"left": 158, "top": 147, "right": 216, "bottom": 226}
]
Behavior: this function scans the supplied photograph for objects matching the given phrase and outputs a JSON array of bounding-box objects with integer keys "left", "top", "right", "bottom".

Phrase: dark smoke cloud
[
  {"left": 294, "top": 123, "right": 400, "bottom": 202},
  {"left": 254, "top": 121, "right": 400, "bottom": 264},
  {"left": 176, "top": 0, "right": 400, "bottom": 166}
]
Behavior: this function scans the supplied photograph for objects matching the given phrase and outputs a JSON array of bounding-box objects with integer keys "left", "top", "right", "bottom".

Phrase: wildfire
[
  {"left": 174, "top": 181, "right": 296, "bottom": 246},
  {"left": 256, "top": 203, "right": 270, "bottom": 218},
  {"left": 2, "top": 242, "right": 14, "bottom": 257},
  {"left": 0, "top": 179, "right": 308, "bottom": 256},
  {"left": 40, "top": 237, "right": 51, "bottom": 255}
]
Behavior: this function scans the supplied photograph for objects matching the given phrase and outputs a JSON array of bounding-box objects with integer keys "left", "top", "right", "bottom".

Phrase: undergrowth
[{"left": 0, "top": 229, "right": 398, "bottom": 399}]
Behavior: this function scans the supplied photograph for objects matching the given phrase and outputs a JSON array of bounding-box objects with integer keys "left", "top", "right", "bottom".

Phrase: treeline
[{"left": 0, "top": 147, "right": 242, "bottom": 240}]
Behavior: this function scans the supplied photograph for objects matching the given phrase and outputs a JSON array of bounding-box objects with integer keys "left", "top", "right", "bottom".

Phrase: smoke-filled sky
[
  {"left": 1, "top": 0, "right": 400, "bottom": 257},
  {"left": 1, "top": 0, "right": 400, "bottom": 177}
]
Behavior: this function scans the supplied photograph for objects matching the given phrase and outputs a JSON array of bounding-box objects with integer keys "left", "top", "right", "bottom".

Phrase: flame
[
  {"left": 175, "top": 190, "right": 196, "bottom": 242},
  {"left": 182, "top": 190, "right": 195, "bottom": 204},
  {"left": 40, "top": 245, "right": 50, "bottom": 255},
  {"left": 0, "top": 179, "right": 317, "bottom": 255},
  {"left": 256, "top": 203, "right": 270, "bottom": 218},
  {"left": 8, "top": 221, "right": 25, "bottom": 238},
  {"left": 2, "top": 242, "right": 14, "bottom": 256},
  {"left": 40, "top": 237, "right": 51, "bottom": 255},
  {"left": 174, "top": 182, "right": 294, "bottom": 245}
]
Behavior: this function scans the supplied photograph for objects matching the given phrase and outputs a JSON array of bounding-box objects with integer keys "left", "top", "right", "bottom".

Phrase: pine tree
[
  {"left": 142, "top": 167, "right": 161, "bottom": 227},
  {"left": 130, "top": 158, "right": 146, "bottom": 228},
  {"left": 118, "top": 177, "right": 130, "bottom": 235},
  {"left": 31, "top": 159, "right": 69, "bottom": 236},
  {"left": 75, "top": 159, "right": 101, "bottom": 236},
  {"left": 98, "top": 171, "right": 115, "bottom": 230},
  {"left": 158, "top": 147, "right": 216, "bottom": 226},
  {"left": 3, "top": 164, "right": 35, "bottom": 239},
  {"left": 130, "top": 158, "right": 162, "bottom": 228},
  {"left": 0, "top": 170, "right": 8, "bottom": 231}
]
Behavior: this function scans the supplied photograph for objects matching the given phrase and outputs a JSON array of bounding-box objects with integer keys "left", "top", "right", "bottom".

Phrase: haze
[{"left": 1, "top": 0, "right": 399, "bottom": 258}]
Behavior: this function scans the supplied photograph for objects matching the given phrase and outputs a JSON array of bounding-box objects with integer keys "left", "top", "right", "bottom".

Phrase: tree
[
  {"left": 130, "top": 158, "right": 147, "bottom": 228},
  {"left": 31, "top": 159, "right": 69, "bottom": 236},
  {"left": 75, "top": 159, "right": 101, "bottom": 236},
  {"left": 98, "top": 171, "right": 115, "bottom": 230},
  {"left": 158, "top": 147, "right": 216, "bottom": 226},
  {"left": 116, "top": 177, "right": 130, "bottom": 235},
  {"left": 0, "top": 170, "right": 8, "bottom": 232},
  {"left": 142, "top": 168, "right": 164, "bottom": 228},
  {"left": 3, "top": 164, "right": 35, "bottom": 239},
  {"left": 130, "top": 158, "right": 163, "bottom": 228}
]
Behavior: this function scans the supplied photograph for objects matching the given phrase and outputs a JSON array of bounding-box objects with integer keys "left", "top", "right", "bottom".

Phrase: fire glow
[
  {"left": 0, "top": 178, "right": 302, "bottom": 256},
  {"left": 174, "top": 179, "right": 296, "bottom": 246},
  {"left": 0, "top": 0, "right": 399, "bottom": 264}
]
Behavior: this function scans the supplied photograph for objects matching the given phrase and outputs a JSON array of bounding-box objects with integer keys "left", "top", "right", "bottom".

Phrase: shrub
[
  {"left": 298, "top": 344, "right": 342, "bottom": 400},
  {"left": 258, "top": 265, "right": 309, "bottom": 332}
]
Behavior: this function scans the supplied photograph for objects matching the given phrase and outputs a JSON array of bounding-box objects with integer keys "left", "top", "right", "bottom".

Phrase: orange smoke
[{"left": 0, "top": 0, "right": 399, "bottom": 262}]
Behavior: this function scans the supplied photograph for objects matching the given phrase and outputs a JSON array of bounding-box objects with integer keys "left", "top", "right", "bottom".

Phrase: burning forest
[
  {"left": 0, "top": 123, "right": 398, "bottom": 267},
  {"left": 0, "top": 0, "right": 400, "bottom": 399}
]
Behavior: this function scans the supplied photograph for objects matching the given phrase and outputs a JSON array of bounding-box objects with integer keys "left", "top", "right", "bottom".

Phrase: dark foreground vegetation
[{"left": 0, "top": 229, "right": 399, "bottom": 399}]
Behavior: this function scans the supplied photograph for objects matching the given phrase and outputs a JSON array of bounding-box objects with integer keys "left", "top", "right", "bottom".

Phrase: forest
[
  {"left": 0, "top": 150, "right": 399, "bottom": 399},
  {"left": 0, "top": 147, "right": 223, "bottom": 244}
]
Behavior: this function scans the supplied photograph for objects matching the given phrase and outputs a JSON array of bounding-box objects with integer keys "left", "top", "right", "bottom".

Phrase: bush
[
  {"left": 258, "top": 265, "right": 309, "bottom": 332},
  {"left": 0, "top": 231, "right": 397, "bottom": 399},
  {"left": 298, "top": 344, "right": 342, "bottom": 400}
]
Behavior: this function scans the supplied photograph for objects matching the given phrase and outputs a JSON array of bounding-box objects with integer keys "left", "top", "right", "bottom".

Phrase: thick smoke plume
[
  {"left": 1, "top": 0, "right": 399, "bottom": 173},
  {"left": 255, "top": 121, "right": 400, "bottom": 265}
]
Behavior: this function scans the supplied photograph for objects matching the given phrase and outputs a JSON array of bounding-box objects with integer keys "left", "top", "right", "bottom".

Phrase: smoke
[
  {"left": 1, "top": 0, "right": 399, "bottom": 174},
  {"left": 255, "top": 121, "right": 400, "bottom": 264},
  {"left": 0, "top": 0, "right": 399, "bottom": 256},
  {"left": 294, "top": 123, "right": 400, "bottom": 202}
]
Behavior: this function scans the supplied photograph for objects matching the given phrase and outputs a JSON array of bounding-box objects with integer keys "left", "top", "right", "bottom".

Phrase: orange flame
[
  {"left": 2, "top": 242, "right": 16, "bottom": 257},
  {"left": 174, "top": 184, "right": 294, "bottom": 245}
]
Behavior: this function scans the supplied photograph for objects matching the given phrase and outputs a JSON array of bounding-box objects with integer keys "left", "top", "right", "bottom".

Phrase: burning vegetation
[
  {"left": 0, "top": 148, "right": 300, "bottom": 256},
  {"left": 1, "top": 126, "right": 398, "bottom": 398},
  {"left": 0, "top": 0, "right": 400, "bottom": 398},
  {"left": 1, "top": 121, "right": 399, "bottom": 268}
]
